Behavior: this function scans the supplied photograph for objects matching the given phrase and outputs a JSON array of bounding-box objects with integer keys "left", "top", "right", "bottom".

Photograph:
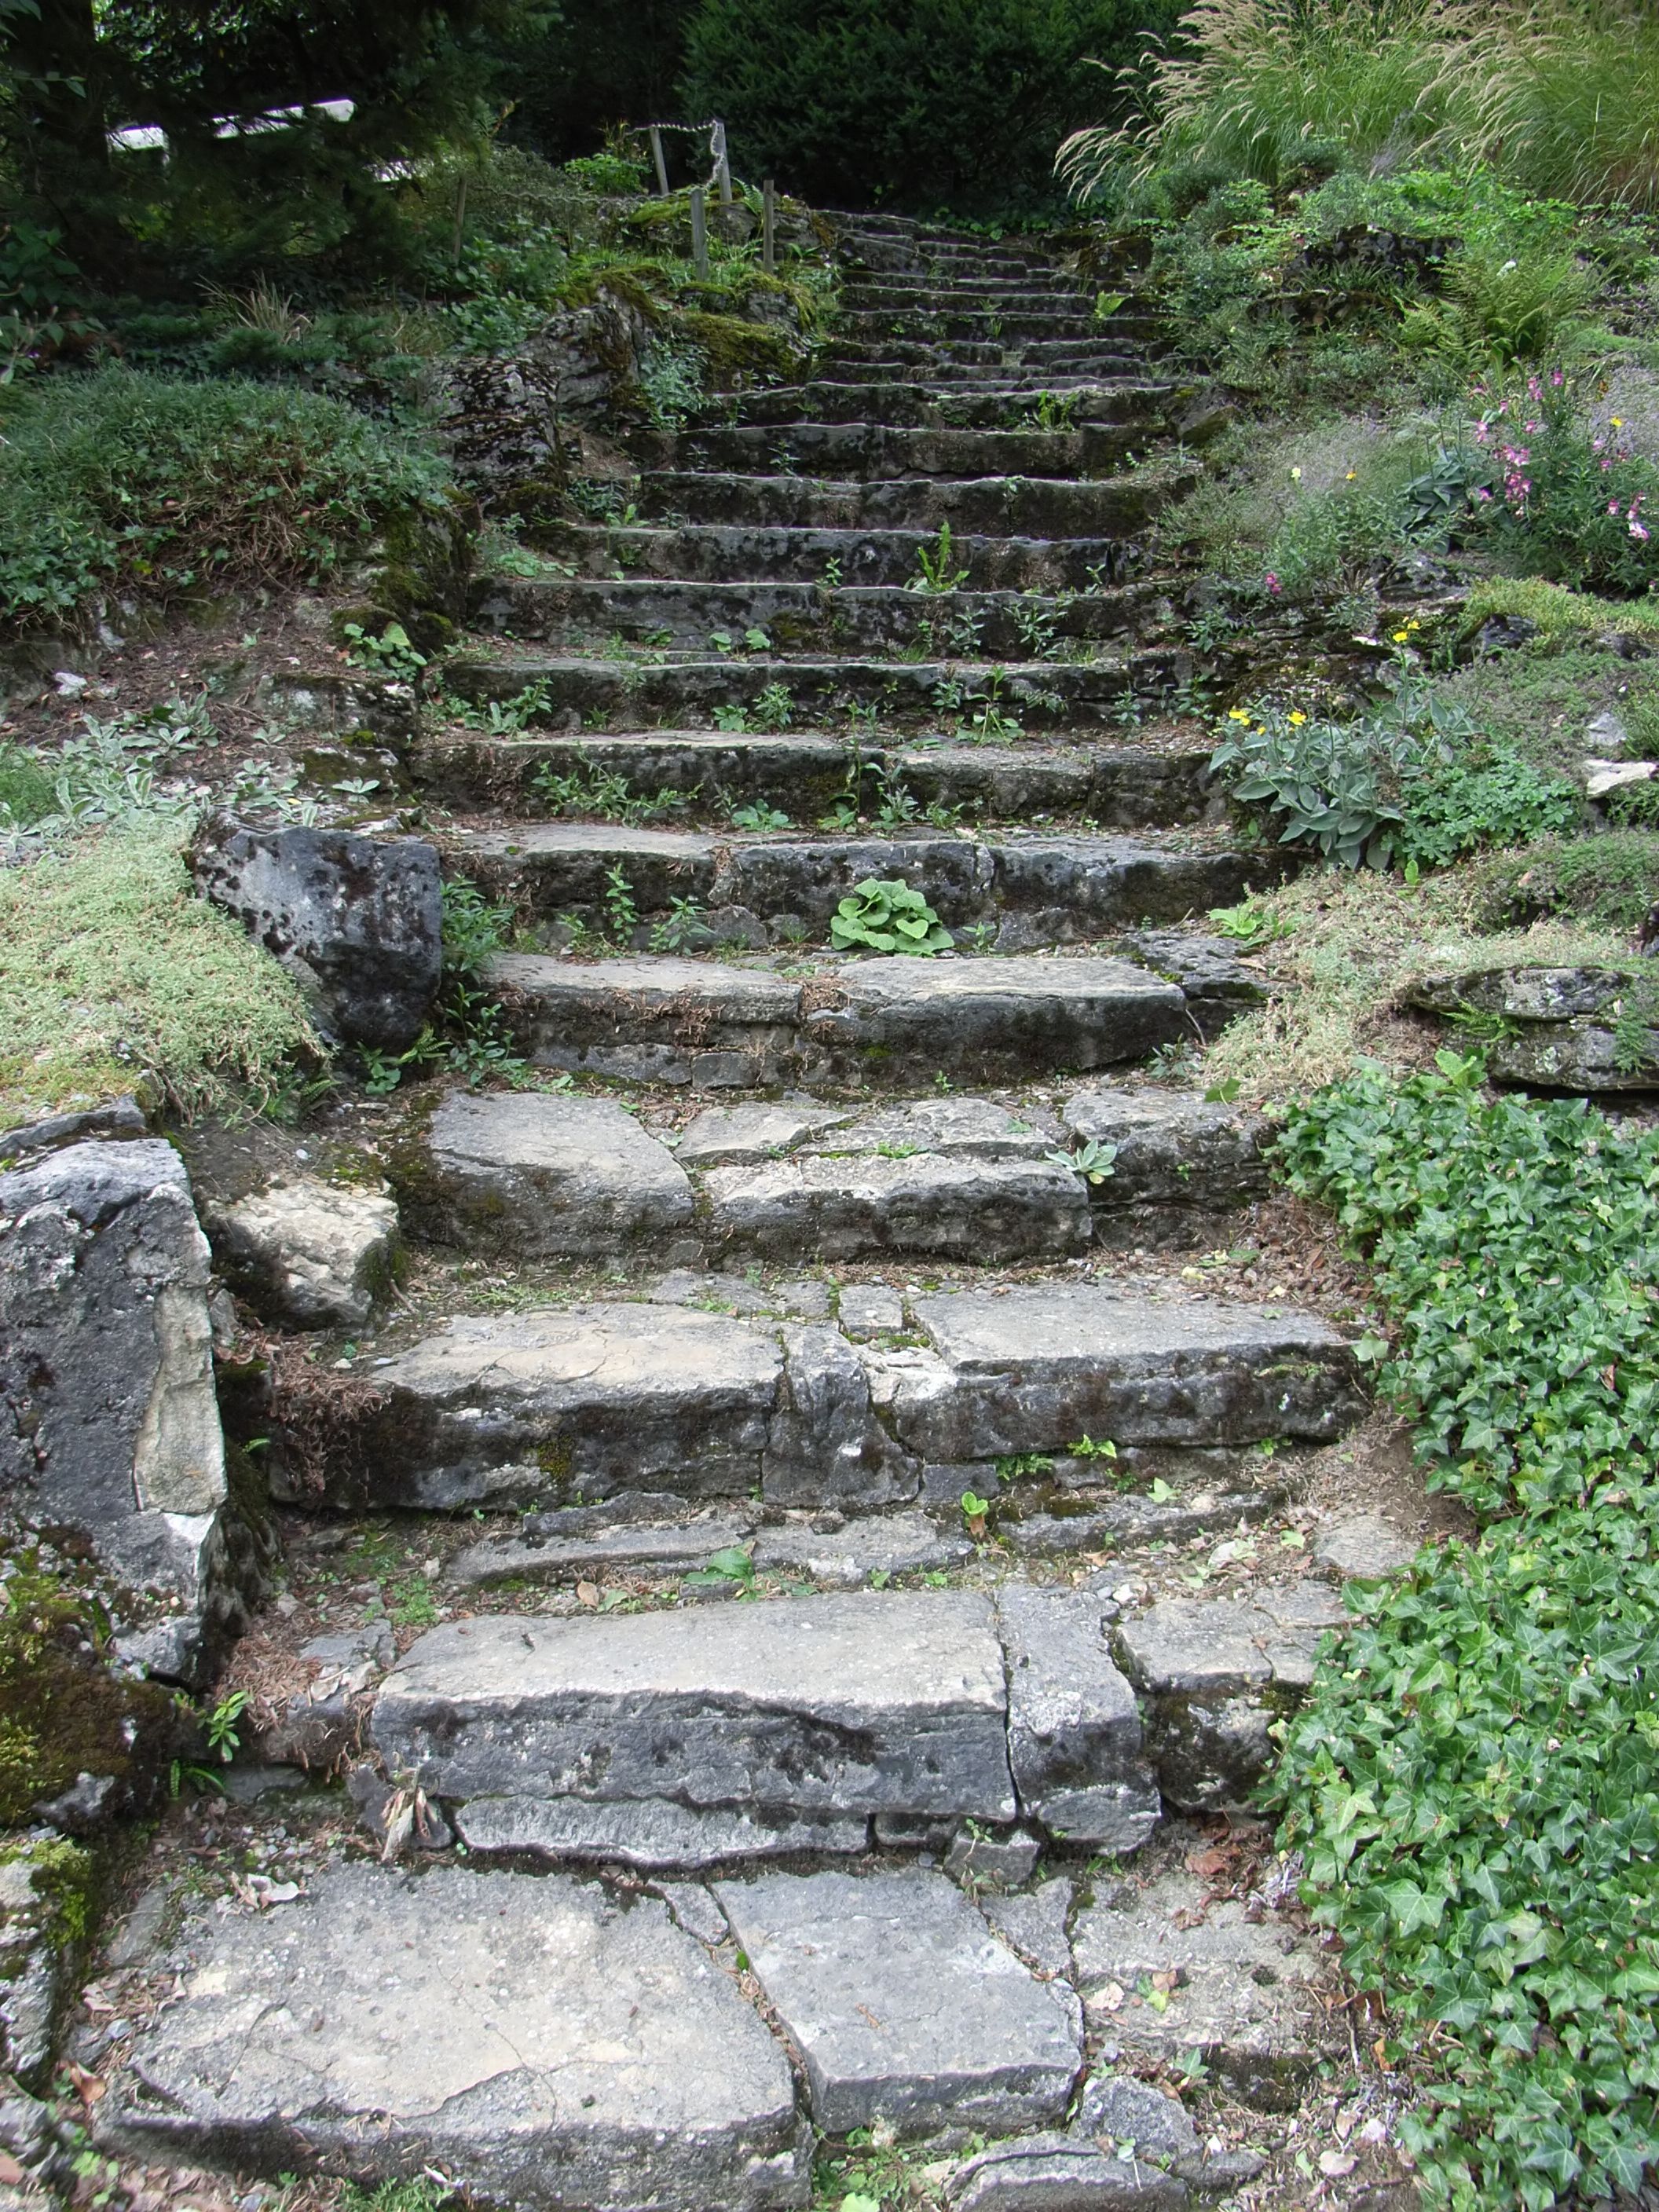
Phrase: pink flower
[
  {"left": 1551, "top": 369, "right": 1565, "bottom": 386},
  {"left": 1471, "top": 486, "right": 1492, "bottom": 501},
  {"left": 1264, "top": 572, "right": 1282, "bottom": 595},
  {"left": 1632, "top": 520, "right": 1651, "bottom": 543}
]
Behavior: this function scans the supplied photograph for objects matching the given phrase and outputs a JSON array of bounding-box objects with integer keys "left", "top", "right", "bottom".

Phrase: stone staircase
[{"left": 82, "top": 213, "right": 1379, "bottom": 2211}]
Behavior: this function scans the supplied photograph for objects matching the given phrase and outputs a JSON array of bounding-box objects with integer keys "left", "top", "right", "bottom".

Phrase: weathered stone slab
[
  {"left": 706, "top": 1152, "right": 1090, "bottom": 1262},
  {"left": 887, "top": 1285, "right": 1364, "bottom": 1461},
  {"left": 309, "top": 1304, "right": 782, "bottom": 1510},
  {"left": 839, "top": 1283, "right": 905, "bottom": 1339},
  {"left": 191, "top": 819, "right": 440, "bottom": 1050},
  {"left": 1074, "top": 2074, "right": 1198, "bottom": 2167},
  {"left": 1313, "top": 1514, "right": 1417, "bottom": 1580},
  {"left": 1060, "top": 1088, "right": 1268, "bottom": 1221},
  {"left": 996, "top": 1586, "right": 1160, "bottom": 1852},
  {"left": 0, "top": 1139, "right": 235, "bottom": 1682},
  {"left": 0, "top": 1840, "right": 93, "bottom": 2093},
  {"left": 825, "top": 1099, "right": 1053, "bottom": 1159},
  {"left": 751, "top": 1511, "right": 971, "bottom": 1585},
  {"left": 716, "top": 1870, "right": 1081, "bottom": 2137},
  {"left": 453, "top": 1796, "right": 870, "bottom": 1868},
  {"left": 372, "top": 1591, "right": 1015, "bottom": 1824},
  {"left": 206, "top": 1177, "right": 397, "bottom": 1331},
  {"left": 980, "top": 1880, "right": 1074, "bottom": 1984},
  {"left": 1112, "top": 1587, "right": 1346, "bottom": 1811},
  {"left": 946, "top": 2134, "right": 1187, "bottom": 2210},
  {"left": 493, "top": 954, "right": 803, "bottom": 1087},
  {"left": 97, "top": 1862, "right": 807, "bottom": 2207},
  {"left": 1406, "top": 965, "right": 1659, "bottom": 1090},
  {"left": 1071, "top": 1857, "right": 1333, "bottom": 2109},
  {"left": 405, "top": 1090, "right": 694, "bottom": 1258},
  {"left": 674, "top": 1103, "right": 854, "bottom": 1167},
  {"left": 448, "top": 1513, "right": 756, "bottom": 1589}
]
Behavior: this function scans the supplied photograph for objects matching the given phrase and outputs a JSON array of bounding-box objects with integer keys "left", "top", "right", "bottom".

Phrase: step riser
[
  {"left": 285, "top": 1284, "right": 1362, "bottom": 1518},
  {"left": 452, "top": 832, "right": 1263, "bottom": 947},
  {"left": 837, "top": 311, "right": 1149, "bottom": 344},
  {"left": 639, "top": 470, "right": 1196, "bottom": 533},
  {"left": 473, "top": 577, "right": 1164, "bottom": 655},
  {"left": 438, "top": 651, "right": 1192, "bottom": 730},
  {"left": 668, "top": 422, "right": 1157, "bottom": 478},
  {"left": 715, "top": 381, "right": 1176, "bottom": 429},
  {"left": 415, "top": 732, "right": 1216, "bottom": 830},
  {"left": 533, "top": 524, "right": 1143, "bottom": 591}
]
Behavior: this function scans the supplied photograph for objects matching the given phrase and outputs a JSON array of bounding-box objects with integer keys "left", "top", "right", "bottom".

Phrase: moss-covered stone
[{"left": 0, "top": 1832, "right": 99, "bottom": 2090}]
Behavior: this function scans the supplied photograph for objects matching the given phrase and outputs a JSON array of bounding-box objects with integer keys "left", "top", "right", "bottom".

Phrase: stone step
[
  {"left": 97, "top": 1859, "right": 813, "bottom": 2207},
  {"left": 471, "top": 573, "right": 1166, "bottom": 656},
  {"left": 532, "top": 522, "right": 1144, "bottom": 591},
  {"left": 817, "top": 342, "right": 1148, "bottom": 381},
  {"left": 415, "top": 728, "right": 1217, "bottom": 830},
  {"left": 489, "top": 947, "right": 1189, "bottom": 1088},
  {"left": 437, "top": 650, "right": 1187, "bottom": 736},
  {"left": 447, "top": 822, "right": 1265, "bottom": 948},
  {"left": 635, "top": 464, "right": 1196, "bottom": 533},
  {"left": 836, "top": 308, "right": 1156, "bottom": 344},
  {"left": 712, "top": 377, "right": 1177, "bottom": 429},
  {"left": 668, "top": 420, "right": 1158, "bottom": 479},
  {"left": 840, "top": 283, "right": 1101, "bottom": 313},
  {"left": 367, "top": 1586, "right": 1163, "bottom": 1862},
  {"left": 283, "top": 1277, "right": 1363, "bottom": 1514}
]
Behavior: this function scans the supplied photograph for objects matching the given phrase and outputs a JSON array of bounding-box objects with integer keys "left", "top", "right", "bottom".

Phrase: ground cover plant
[{"left": 1273, "top": 1055, "right": 1659, "bottom": 2207}]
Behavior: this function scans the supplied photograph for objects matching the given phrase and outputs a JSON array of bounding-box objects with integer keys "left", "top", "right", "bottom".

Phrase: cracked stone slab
[
  {"left": 1071, "top": 1855, "right": 1334, "bottom": 2110},
  {"left": 1112, "top": 1587, "right": 1346, "bottom": 1811},
  {"left": 945, "top": 2133, "right": 1188, "bottom": 2210},
  {"left": 763, "top": 1325, "right": 919, "bottom": 1510},
  {"left": 97, "top": 1861, "right": 807, "bottom": 2208},
  {"left": 453, "top": 1795, "right": 869, "bottom": 1870},
  {"left": 404, "top": 1090, "right": 695, "bottom": 1258},
  {"left": 307, "top": 1303, "right": 782, "bottom": 1511},
  {"left": 205, "top": 1176, "right": 397, "bottom": 1331},
  {"left": 889, "top": 1284, "right": 1364, "bottom": 1461},
  {"left": 839, "top": 1284, "right": 905, "bottom": 1339},
  {"left": 372, "top": 1591, "right": 1015, "bottom": 1825},
  {"left": 815, "top": 1099, "right": 1055, "bottom": 1160},
  {"left": 996, "top": 1586, "right": 1160, "bottom": 1853},
  {"left": 980, "top": 1880, "right": 1075, "bottom": 1985},
  {"left": 674, "top": 1103, "right": 855, "bottom": 1168},
  {"left": 704, "top": 1152, "right": 1091, "bottom": 1264},
  {"left": 716, "top": 1869, "right": 1081, "bottom": 2137}
]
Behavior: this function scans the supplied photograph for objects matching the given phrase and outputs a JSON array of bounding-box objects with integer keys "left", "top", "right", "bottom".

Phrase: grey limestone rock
[
  {"left": 207, "top": 1176, "right": 397, "bottom": 1331},
  {"left": 1075, "top": 2074, "right": 1199, "bottom": 2164},
  {"left": 97, "top": 1861, "right": 807, "bottom": 2209},
  {"left": 372, "top": 1591, "right": 1016, "bottom": 1829},
  {"left": 453, "top": 1795, "right": 869, "bottom": 1869},
  {"left": 1060, "top": 1089, "right": 1269, "bottom": 1222},
  {"left": 447, "top": 1512, "right": 756, "bottom": 1589},
  {"left": 675, "top": 1102, "right": 853, "bottom": 1167},
  {"left": 980, "top": 1879, "right": 1075, "bottom": 1983},
  {"left": 997, "top": 1585, "right": 1161, "bottom": 1852},
  {"left": 716, "top": 1869, "right": 1082, "bottom": 2137},
  {"left": 1406, "top": 965, "right": 1659, "bottom": 1090},
  {"left": 1071, "top": 1855, "right": 1333, "bottom": 2109},
  {"left": 705, "top": 1151, "right": 1091, "bottom": 1264},
  {"left": 657, "top": 1883, "right": 732, "bottom": 1946},
  {"left": 887, "top": 1284, "right": 1364, "bottom": 1463},
  {"left": 1113, "top": 1587, "right": 1346, "bottom": 1811},
  {"left": 839, "top": 1284, "right": 906, "bottom": 1339},
  {"left": 1313, "top": 1514, "right": 1417, "bottom": 1580},
  {"left": 0, "top": 1841, "right": 90, "bottom": 2093},
  {"left": 751, "top": 1511, "right": 971, "bottom": 1586},
  {"left": 406, "top": 1090, "right": 694, "bottom": 1258},
  {"left": 191, "top": 819, "right": 440, "bottom": 1050},
  {"left": 944, "top": 1826, "right": 1044, "bottom": 1888},
  {"left": 763, "top": 1324, "right": 919, "bottom": 1509},
  {"left": 0, "top": 1139, "right": 235, "bottom": 1682},
  {"left": 947, "top": 2134, "right": 1188, "bottom": 2210}
]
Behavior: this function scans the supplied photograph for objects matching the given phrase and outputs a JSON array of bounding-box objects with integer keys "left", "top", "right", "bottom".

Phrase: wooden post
[
  {"left": 647, "top": 125, "right": 668, "bottom": 196},
  {"left": 690, "top": 184, "right": 708, "bottom": 276},
  {"left": 712, "top": 117, "right": 732, "bottom": 205},
  {"left": 763, "top": 177, "right": 776, "bottom": 272}
]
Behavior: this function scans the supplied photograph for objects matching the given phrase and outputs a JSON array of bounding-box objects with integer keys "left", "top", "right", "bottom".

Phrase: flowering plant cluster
[{"left": 1472, "top": 370, "right": 1659, "bottom": 592}]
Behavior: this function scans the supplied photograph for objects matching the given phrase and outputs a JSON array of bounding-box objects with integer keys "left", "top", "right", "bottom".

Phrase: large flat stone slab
[
  {"left": 996, "top": 1586, "right": 1159, "bottom": 1852},
  {"left": 716, "top": 1870, "right": 1081, "bottom": 2137},
  {"left": 453, "top": 1796, "right": 869, "bottom": 1870},
  {"left": 97, "top": 1862, "right": 806, "bottom": 2207},
  {"left": 372, "top": 1591, "right": 1016, "bottom": 1835},
  {"left": 290, "top": 1303, "right": 782, "bottom": 1510},
  {"left": 705, "top": 1152, "right": 1091, "bottom": 1262},
  {"left": 400, "top": 1090, "right": 694, "bottom": 1258},
  {"left": 884, "top": 1284, "right": 1362, "bottom": 1461},
  {"left": 1071, "top": 1855, "right": 1334, "bottom": 2110}
]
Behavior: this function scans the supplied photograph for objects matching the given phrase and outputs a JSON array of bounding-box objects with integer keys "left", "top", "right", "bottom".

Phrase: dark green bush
[
  {"left": 0, "top": 368, "right": 449, "bottom": 628},
  {"left": 1396, "top": 745, "right": 1580, "bottom": 869},
  {"left": 680, "top": 0, "right": 1181, "bottom": 215}
]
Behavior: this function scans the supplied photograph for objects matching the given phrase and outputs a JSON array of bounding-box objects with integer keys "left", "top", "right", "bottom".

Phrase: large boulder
[
  {"left": 0, "top": 1138, "right": 242, "bottom": 1682},
  {"left": 190, "top": 819, "right": 441, "bottom": 1051},
  {"left": 1407, "top": 965, "right": 1659, "bottom": 1091}
]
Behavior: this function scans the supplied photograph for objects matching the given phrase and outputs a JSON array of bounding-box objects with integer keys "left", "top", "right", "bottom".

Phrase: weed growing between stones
[{"left": 1271, "top": 1053, "right": 1659, "bottom": 2206}]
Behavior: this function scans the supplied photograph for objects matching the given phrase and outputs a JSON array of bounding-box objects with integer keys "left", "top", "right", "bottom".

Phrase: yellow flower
[
  {"left": 1613, "top": 416, "right": 1624, "bottom": 428},
  {"left": 1290, "top": 466, "right": 1302, "bottom": 481},
  {"left": 1287, "top": 710, "right": 1307, "bottom": 725},
  {"left": 1227, "top": 706, "right": 1251, "bottom": 723},
  {"left": 1345, "top": 469, "right": 1357, "bottom": 480},
  {"left": 1408, "top": 619, "right": 1421, "bottom": 631},
  {"left": 1392, "top": 628, "right": 1410, "bottom": 643}
]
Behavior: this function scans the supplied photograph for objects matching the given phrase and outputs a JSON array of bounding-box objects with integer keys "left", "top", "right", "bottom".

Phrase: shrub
[
  {"left": 1470, "top": 373, "right": 1659, "bottom": 595},
  {"left": 682, "top": 0, "right": 1181, "bottom": 215},
  {"left": 1396, "top": 745, "right": 1580, "bottom": 869},
  {"left": 0, "top": 368, "right": 449, "bottom": 628},
  {"left": 1273, "top": 1057, "right": 1659, "bottom": 2207}
]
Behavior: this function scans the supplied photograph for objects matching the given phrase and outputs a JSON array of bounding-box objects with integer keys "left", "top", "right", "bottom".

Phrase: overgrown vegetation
[{"left": 1274, "top": 1054, "right": 1659, "bottom": 2207}]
